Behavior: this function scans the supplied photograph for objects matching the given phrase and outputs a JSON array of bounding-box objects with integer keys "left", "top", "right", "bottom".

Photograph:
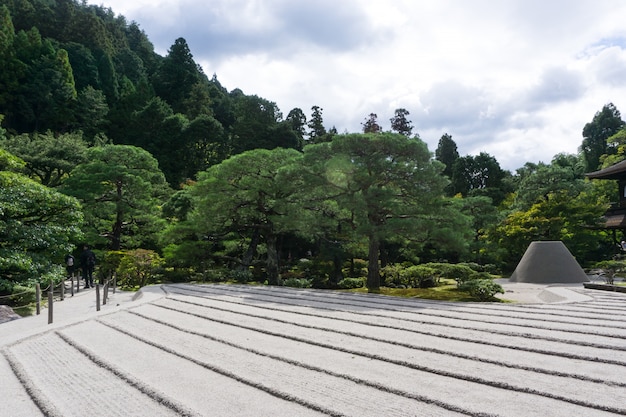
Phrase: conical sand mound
[{"left": 509, "top": 241, "right": 589, "bottom": 284}]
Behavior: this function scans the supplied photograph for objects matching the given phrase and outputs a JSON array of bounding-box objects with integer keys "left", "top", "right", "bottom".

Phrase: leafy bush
[
  {"left": 381, "top": 264, "right": 404, "bottom": 287},
  {"left": 400, "top": 265, "right": 438, "bottom": 288},
  {"left": 116, "top": 249, "right": 164, "bottom": 289},
  {"left": 345, "top": 258, "right": 368, "bottom": 278},
  {"left": 0, "top": 284, "right": 36, "bottom": 307},
  {"left": 281, "top": 278, "right": 312, "bottom": 288},
  {"left": 0, "top": 279, "right": 14, "bottom": 296},
  {"left": 201, "top": 268, "right": 228, "bottom": 282},
  {"left": 459, "top": 279, "right": 503, "bottom": 301},
  {"left": 161, "top": 267, "right": 192, "bottom": 283},
  {"left": 337, "top": 277, "right": 365, "bottom": 289},
  {"left": 423, "top": 263, "right": 475, "bottom": 285},
  {"left": 97, "top": 251, "right": 125, "bottom": 283},
  {"left": 229, "top": 269, "right": 253, "bottom": 283}
]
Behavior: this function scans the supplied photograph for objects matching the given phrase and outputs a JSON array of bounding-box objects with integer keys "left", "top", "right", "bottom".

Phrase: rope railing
[{"left": 1, "top": 272, "right": 119, "bottom": 325}]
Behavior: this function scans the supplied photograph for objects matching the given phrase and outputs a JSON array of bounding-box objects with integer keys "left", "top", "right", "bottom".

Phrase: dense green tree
[
  {"left": 106, "top": 76, "right": 155, "bottom": 143},
  {"left": 190, "top": 148, "right": 304, "bottom": 284},
  {"left": 457, "top": 195, "right": 500, "bottom": 263},
  {"left": 61, "top": 144, "right": 170, "bottom": 250},
  {"left": 6, "top": 29, "right": 78, "bottom": 132},
  {"left": 451, "top": 152, "right": 511, "bottom": 205},
  {"left": 513, "top": 159, "right": 586, "bottom": 211},
  {"left": 0, "top": 130, "right": 88, "bottom": 186},
  {"left": 182, "top": 113, "right": 228, "bottom": 177},
  {"left": 286, "top": 107, "right": 307, "bottom": 145},
  {"left": 493, "top": 186, "right": 607, "bottom": 269},
  {"left": 96, "top": 51, "right": 118, "bottom": 103},
  {"left": 303, "top": 133, "right": 449, "bottom": 291},
  {"left": 0, "top": 6, "right": 20, "bottom": 114},
  {"left": 435, "top": 133, "right": 459, "bottom": 182},
  {"left": 389, "top": 108, "right": 413, "bottom": 137},
  {"left": 307, "top": 105, "right": 327, "bottom": 143},
  {"left": 1, "top": 164, "right": 83, "bottom": 287},
  {"left": 580, "top": 103, "right": 624, "bottom": 172},
  {"left": 73, "top": 85, "right": 109, "bottom": 139},
  {"left": 124, "top": 22, "right": 158, "bottom": 75},
  {"left": 361, "top": 113, "right": 382, "bottom": 133},
  {"left": 63, "top": 41, "right": 99, "bottom": 91},
  {"left": 230, "top": 94, "right": 298, "bottom": 154},
  {"left": 153, "top": 37, "right": 205, "bottom": 115}
]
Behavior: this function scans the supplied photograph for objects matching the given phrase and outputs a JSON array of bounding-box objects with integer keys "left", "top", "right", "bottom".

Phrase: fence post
[
  {"left": 103, "top": 281, "right": 108, "bottom": 305},
  {"left": 36, "top": 283, "right": 41, "bottom": 315},
  {"left": 113, "top": 273, "right": 117, "bottom": 294},
  {"left": 48, "top": 279, "right": 53, "bottom": 324},
  {"left": 60, "top": 279, "right": 65, "bottom": 301},
  {"left": 70, "top": 275, "right": 74, "bottom": 297},
  {"left": 96, "top": 284, "right": 100, "bottom": 311}
]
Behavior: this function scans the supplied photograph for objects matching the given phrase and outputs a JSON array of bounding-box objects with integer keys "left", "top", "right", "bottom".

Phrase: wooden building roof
[{"left": 586, "top": 159, "right": 626, "bottom": 180}]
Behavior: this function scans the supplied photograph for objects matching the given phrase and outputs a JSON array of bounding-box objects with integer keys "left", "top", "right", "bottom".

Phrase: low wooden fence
[{"left": 0, "top": 273, "right": 117, "bottom": 325}]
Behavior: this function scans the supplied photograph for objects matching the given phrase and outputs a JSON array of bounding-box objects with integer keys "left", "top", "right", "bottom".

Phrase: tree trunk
[
  {"left": 240, "top": 228, "right": 260, "bottom": 271},
  {"left": 266, "top": 232, "right": 279, "bottom": 286},
  {"left": 367, "top": 234, "right": 380, "bottom": 292},
  {"left": 111, "top": 179, "right": 123, "bottom": 250}
]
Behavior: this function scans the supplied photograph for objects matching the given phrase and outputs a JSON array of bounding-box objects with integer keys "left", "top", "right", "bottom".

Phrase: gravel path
[{"left": 1, "top": 283, "right": 625, "bottom": 416}]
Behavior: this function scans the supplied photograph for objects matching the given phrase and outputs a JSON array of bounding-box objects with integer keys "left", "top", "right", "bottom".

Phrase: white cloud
[{"left": 89, "top": 0, "right": 626, "bottom": 171}]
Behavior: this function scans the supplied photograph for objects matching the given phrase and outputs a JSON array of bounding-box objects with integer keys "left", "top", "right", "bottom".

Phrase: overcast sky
[{"left": 87, "top": 0, "right": 626, "bottom": 171}]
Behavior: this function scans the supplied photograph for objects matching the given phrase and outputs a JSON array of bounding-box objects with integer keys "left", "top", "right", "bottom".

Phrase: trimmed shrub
[
  {"left": 459, "top": 279, "right": 503, "bottom": 301},
  {"left": 282, "top": 278, "right": 312, "bottom": 288},
  {"left": 381, "top": 264, "right": 404, "bottom": 287},
  {"left": 423, "top": 262, "right": 475, "bottom": 285},
  {"left": 229, "top": 269, "right": 253, "bottom": 283},
  {"left": 400, "top": 265, "right": 438, "bottom": 288},
  {"left": 116, "top": 249, "right": 164, "bottom": 289},
  {"left": 161, "top": 267, "right": 192, "bottom": 283},
  {"left": 337, "top": 277, "right": 365, "bottom": 289}
]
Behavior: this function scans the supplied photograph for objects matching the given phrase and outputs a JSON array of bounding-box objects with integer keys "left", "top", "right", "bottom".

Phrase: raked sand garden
[{"left": 1, "top": 282, "right": 626, "bottom": 417}]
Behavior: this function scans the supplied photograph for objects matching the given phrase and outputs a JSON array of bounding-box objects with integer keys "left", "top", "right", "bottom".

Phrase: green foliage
[
  {"left": 116, "top": 249, "right": 164, "bottom": 289},
  {"left": 450, "top": 152, "right": 512, "bottom": 205},
  {"left": 458, "top": 279, "right": 504, "bottom": 301},
  {"left": 591, "top": 260, "right": 626, "bottom": 284},
  {"left": 0, "top": 131, "right": 89, "bottom": 187},
  {"left": 303, "top": 133, "right": 451, "bottom": 291},
  {"left": 282, "top": 277, "right": 312, "bottom": 288},
  {"left": 228, "top": 269, "right": 254, "bottom": 284},
  {"left": 0, "top": 284, "right": 36, "bottom": 307},
  {"left": 400, "top": 265, "right": 438, "bottom": 288},
  {"left": 581, "top": 103, "right": 624, "bottom": 172},
  {"left": 61, "top": 144, "right": 170, "bottom": 250},
  {"left": 190, "top": 148, "right": 304, "bottom": 285},
  {"left": 95, "top": 250, "right": 125, "bottom": 283},
  {"left": 422, "top": 262, "right": 476, "bottom": 284},
  {"left": 0, "top": 147, "right": 25, "bottom": 171},
  {"left": 0, "top": 170, "right": 83, "bottom": 285},
  {"left": 336, "top": 277, "right": 365, "bottom": 289},
  {"left": 435, "top": 133, "right": 459, "bottom": 183}
]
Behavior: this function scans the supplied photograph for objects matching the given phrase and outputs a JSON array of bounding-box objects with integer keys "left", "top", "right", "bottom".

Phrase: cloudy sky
[{"left": 88, "top": 0, "right": 626, "bottom": 171}]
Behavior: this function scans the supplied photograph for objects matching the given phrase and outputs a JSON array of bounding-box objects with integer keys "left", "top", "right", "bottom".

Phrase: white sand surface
[{"left": 1, "top": 281, "right": 625, "bottom": 416}]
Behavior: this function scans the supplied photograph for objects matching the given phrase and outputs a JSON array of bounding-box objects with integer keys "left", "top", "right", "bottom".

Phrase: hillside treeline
[{"left": 1, "top": 0, "right": 625, "bottom": 297}]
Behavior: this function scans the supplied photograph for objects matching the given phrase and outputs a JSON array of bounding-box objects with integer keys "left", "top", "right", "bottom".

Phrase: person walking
[
  {"left": 64, "top": 253, "right": 76, "bottom": 278},
  {"left": 80, "top": 245, "right": 96, "bottom": 288}
]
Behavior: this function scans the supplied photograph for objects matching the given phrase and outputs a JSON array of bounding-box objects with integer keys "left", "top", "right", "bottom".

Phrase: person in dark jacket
[{"left": 79, "top": 245, "right": 96, "bottom": 288}]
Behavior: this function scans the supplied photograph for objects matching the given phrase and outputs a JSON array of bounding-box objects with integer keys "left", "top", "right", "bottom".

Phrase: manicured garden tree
[
  {"left": 301, "top": 133, "right": 451, "bottom": 292},
  {"left": 1, "top": 149, "right": 83, "bottom": 290},
  {"left": 0, "top": 130, "right": 89, "bottom": 187},
  {"left": 61, "top": 144, "right": 170, "bottom": 250},
  {"left": 189, "top": 148, "right": 305, "bottom": 285}
]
